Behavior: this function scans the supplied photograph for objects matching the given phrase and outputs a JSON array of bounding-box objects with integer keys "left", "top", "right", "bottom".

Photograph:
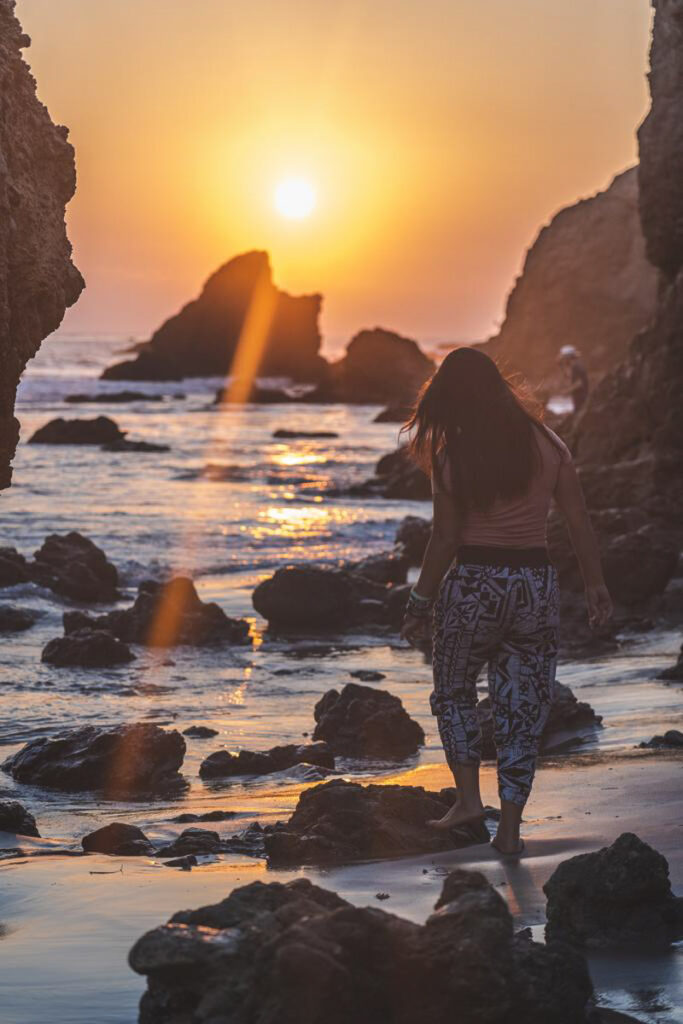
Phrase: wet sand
[{"left": 1, "top": 751, "right": 682, "bottom": 1024}]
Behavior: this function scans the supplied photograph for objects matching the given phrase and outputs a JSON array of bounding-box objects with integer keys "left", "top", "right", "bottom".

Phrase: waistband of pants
[{"left": 456, "top": 545, "right": 550, "bottom": 569}]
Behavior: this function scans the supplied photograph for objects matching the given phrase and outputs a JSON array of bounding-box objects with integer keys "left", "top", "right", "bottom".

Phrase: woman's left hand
[{"left": 401, "top": 612, "right": 431, "bottom": 649}]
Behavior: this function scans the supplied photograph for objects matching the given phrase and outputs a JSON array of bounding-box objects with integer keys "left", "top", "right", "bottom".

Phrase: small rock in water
[
  {"left": 82, "top": 822, "right": 153, "bottom": 856},
  {"left": 375, "top": 892, "right": 390, "bottom": 900},
  {"left": 182, "top": 725, "right": 219, "bottom": 738},
  {"left": 170, "top": 810, "right": 235, "bottom": 823},
  {"left": 199, "top": 741, "right": 334, "bottom": 779},
  {"left": 0, "top": 547, "right": 30, "bottom": 587},
  {"left": 0, "top": 800, "right": 40, "bottom": 837},
  {"left": 312, "top": 683, "right": 424, "bottom": 759},
  {"left": 31, "top": 531, "right": 119, "bottom": 603},
  {"left": 639, "top": 729, "right": 683, "bottom": 749},
  {"left": 64, "top": 390, "right": 165, "bottom": 404},
  {"left": 272, "top": 428, "right": 338, "bottom": 439},
  {"left": 657, "top": 644, "right": 683, "bottom": 681},
  {"left": 28, "top": 415, "right": 124, "bottom": 445},
  {"left": 349, "top": 669, "right": 385, "bottom": 682},
  {"left": 164, "top": 855, "right": 197, "bottom": 870},
  {"left": 101, "top": 438, "right": 169, "bottom": 453},
  {"left": 156, "top": 828, "right": 222, "bottom": 857},
  {"left": 41, "top": 628, "right": 135, "bottom": 668},
  {"left": 0, "top": 606, "right": 40, "bottom": 632}
]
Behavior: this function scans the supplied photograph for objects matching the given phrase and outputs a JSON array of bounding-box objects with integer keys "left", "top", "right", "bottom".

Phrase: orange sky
[{"left": 18, "top": 0, "right": 651, "bottom": 353}]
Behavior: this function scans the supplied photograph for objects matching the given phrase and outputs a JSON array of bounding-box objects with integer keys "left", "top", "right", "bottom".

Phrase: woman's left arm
[{"left": 401, "top": 494, "right": 461, "bottom": 647}]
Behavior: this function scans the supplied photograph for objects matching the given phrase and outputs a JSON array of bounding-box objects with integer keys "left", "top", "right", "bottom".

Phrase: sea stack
[
  {"left": 0, "top": 0, "right": 84, "bottom": 489},
  {"left": 101, "top": 250, "right": 325, "bottom": 383}
]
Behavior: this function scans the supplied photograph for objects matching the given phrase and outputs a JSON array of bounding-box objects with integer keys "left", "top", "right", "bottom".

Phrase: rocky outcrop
[
  {"left": 101, "top": 251, "right": 324, "bottom": 383},
  {"left": 252, "top": 565, "right": 409, "bottom": 631},
  {"left": 639, "top": 728, "right": 683, "bottom": 749},
  {"left": 28, "top": 416, "right": 125, "bottom": 445},
  {"left": 199, "top": 741, "right": 334, "bottom": 779},
  {"left": 63, "top": 576, "right": 250, "bottom": 647},
  {"left": 345, "top": 445, "right": 431, "bottom": 500},
  {"left": 182, "top": 725, "right": 218, "bottom": 739},
  {"left": 129, "top": 872, "right": 594, "bottom": 1024},
  {"left": 31, "top": 532, "right": 119, "bottom": 603},
  {"left": 81, "top": 822, "right": 154, "bottom": 856},
  {"left": 544, "top": 832, "right": 683, "bottom": 949},
  {"left": 479, "top": 682, "right": 601, "bottom": 758},
  {"left": 658, "top": 643, "right": 683, "bottom": 679},
  {"left": 263, "top": 779, "right": 489, "bottom": 866},
  {"left": 0, "top": 0, "right": 84, "bottom": 489},
  {"left": 0, "top": 605, "right": 40, "bottom": 631},
  {"left": 310, "top": 328, "right": 435, "bottom": 405},
  {"left": 41, "top": 628, "right": 134, "bottom": 667},
  {"left": 312, "top": 683, "right": 425, "bottom": 760},
  {"left": 2, "top": 723, "right": 186, "bottom": 795},
  {"left": 0, "top": 799, "right": 39, "bottom": 836},
  {"left": 482, "top": 168, "right": 658, "bottom": 384}
]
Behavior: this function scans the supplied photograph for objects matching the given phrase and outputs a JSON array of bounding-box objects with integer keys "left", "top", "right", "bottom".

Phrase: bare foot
[
  {"left": 427, "top": 801, "right": 485, "bottom": 831},
  {"left": 491, "top": 836, "right": 525, "bottom": 857}
]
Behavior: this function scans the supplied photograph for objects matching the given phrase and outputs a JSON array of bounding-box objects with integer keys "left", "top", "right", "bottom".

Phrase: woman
[{"left": 401, "top": 347, "right": 612, "bottom": 856}]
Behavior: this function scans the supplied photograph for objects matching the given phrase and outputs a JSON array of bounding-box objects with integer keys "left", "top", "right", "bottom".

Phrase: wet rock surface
[
  {"left": 199, "top": 741, "right": 335, "bottom": 779},
  {"left": 156, "top": 828, "right": 223, "bottom": 858},
  {"left": 31, "top": 531, "right": 119, "bottom": 603},
  {"left": 347, "top": 444, "right": 431, "bottom": 500},
  {"left": 479, "top": 681, "right": 602, "bottom": 758},
  {"left": 63, "top": 576, "right": 250, "bottom": 646},
  {"left": 312, "top": 683, "right": 425, "bottom": 760},
  {"left": 41, "top": 628, "right": 135, "bottom": 667},
  {"left": 28, "top": 415, "right": 125, "bottom": 445},
  {"left": 262, "top": 779, "right": 489, "bottom": 866},
  {"left": 394, "top": 514, "right": 431, "bottom": 565},
  {"left": 0, "top": 799, "right": 40, "bottom": 837},
  {"left": 81, "top": 822, "right": 153, "bottom": 855},
  {"left": 2, "top": 723, "right": 186, "bottom": 795},
  {"left": 252, "top": 564, "right": 408, "bottom": 631},
  {"left": 0, "top": 547, "right": 30, "bottom": 586},
  {"left": 544, "top": 832, "right": 683, "bottom": 949},
  {"left": 102, "top": 251, "right": 325, "bottom": 383},
  {"left": 272, "top": 428, "right": 338, "bottom": 438},
  {"left": 0, "top": 605, "right": 40, "bottom": 631},
  {"left": 639, "top": 729, "right": 683, "bottom": 749},
  {"left": 183, "top": 725, "right": 219, "bottom": 738},
  {"left": 130, "top": 870, "right": 594, "bottom": 1024},
  {"left": 64, "top": 390, "right": 167, "bottom": 404},
  {"left": 658, "top": 644, "right": 683, "bottom": 680},
  {"left": 0, "top": 0, "right": 84, "bottom": 489}
]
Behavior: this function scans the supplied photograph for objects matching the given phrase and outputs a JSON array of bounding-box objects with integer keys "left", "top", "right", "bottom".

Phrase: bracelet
[{"left": 406, "top": 588, "right": 434, "bottom": 618}]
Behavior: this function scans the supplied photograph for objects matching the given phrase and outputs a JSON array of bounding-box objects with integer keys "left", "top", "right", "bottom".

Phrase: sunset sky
[{"left": 19, "top": 0, "right": 651, "bottom": 353}]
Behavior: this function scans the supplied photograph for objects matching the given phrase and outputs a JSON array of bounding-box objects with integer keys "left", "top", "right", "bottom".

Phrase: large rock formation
[
  {"left": 0, "top": 0, "right": 84, "bottom": 489},
  {"left": 101, "top": 251, "right": 324, "bottom": 383},
  {"left": 482, "top": 168, "right": 658, "bottom": 384},
  {"left": 312, "top": 683, "right": 425, "bottom": 760},
  {"left": 129, "top": 872, "right": 595, "bottom": 1024}
]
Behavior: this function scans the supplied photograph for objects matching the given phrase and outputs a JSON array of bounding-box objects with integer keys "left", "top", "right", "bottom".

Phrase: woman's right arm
[{"left": 553, "top": 461, "right": 613, "bottom": 627}]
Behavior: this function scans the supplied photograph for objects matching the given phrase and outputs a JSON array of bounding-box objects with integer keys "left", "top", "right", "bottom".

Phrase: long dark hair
[{"left": 404, "top": 347, "right": 549, "bottom": 514}]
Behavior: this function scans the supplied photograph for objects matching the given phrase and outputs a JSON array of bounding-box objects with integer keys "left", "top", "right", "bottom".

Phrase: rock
[
  {"left": 65, "top": 391, "right": 165, "bottom": 403},
  {"left": 2, "top": 722, "right": 186, "bottom": 795},
  {"left": 41, "top": 628, "right": 134, "bottom": 667},
  {"left": 199, "top": 741, "right": 334, "bottom": 779},
  {"left": 373, "top": 403, "right": 412, "bottom": 422},
  {"left": 130, "top": 872, "right": 593, "bottom": 1024},
  {"left": 310, "top": 328, "right": 435, "bottom": 405},
  {"left": 479, "top": 682, "right": 602, "bottom": 759},
  {"left": 170, "top": 810, "right": 235, "bottom": 823},
  {"left": 101, "top": 251, "right": 325, "bottom": 383},
  {"left": 214, "top": 382, "right": 300, "bottom": 404},
  {"left": 182, "top": 725, "right": 219, "bottom": 738},
  {"left": 31, "top": 531, "right": 118, "bottom": 603},
  {"left": 481, "top": 168, "right": 658, "bottom": 385},
  {"left": 658, "top": 644, "right": 683, "bottom": 680},
  {"left": 395, "top": 515, "right": 431, "bottom": 564},
  {"left": 639, "top": 729, "right": 683, "bottom": 749},
  {"left": 346, "top": 445, "right": 431, "bottom": 500},
  {"left": 252, "top": 565, "right": 395, "bottom": 630},
  {"left": 344, "top": 549, "right": 409, "bottom": 584},
  {"left": 0, "top": 799, "right": 40, "bottom": 837},
  {"left": 28, "top": 415, "right": 125, "bottom": 445},
  {"left": 312, "top": 683, "right": 425, "bottom": 760},
  {"left": 101, "top": 438, "right": 169, "bottom": 453},
  {"left": 544, "top": 832, "right": 683, "bottom": 949},
  {"left": 164, "top": 855, "right": 197, "bottom": 869},
  {"left": 350, "top": 669, "right": 385, "bottom": 682},
  {"left": 0, "top": 547, "right": 30, "bottom": 586},
  {"left": 156, "top": 828, "right": 222, "bottom": 858},
  {"left": 263, "top": 779, "right": 489, "bottom": 866},
  {"left": 81, "top": 822, "right": 153, "bottom": 855},
  {"left": 62, "top": 576, "right": 250, "bottom": 647},
  {"left": 0, "top": 605, "right": 40, "bottom": 631},
  {"left": 0, "top": 0, "right": 84, "bottom": 489},
  {"left": 272, "top": 428, "right": 338, "bottom": 439}
]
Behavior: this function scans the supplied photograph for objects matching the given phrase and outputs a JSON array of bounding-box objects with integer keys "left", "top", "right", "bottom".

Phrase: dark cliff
[{"left": 0, "top": 0, "right": 84, "bottom": 488}]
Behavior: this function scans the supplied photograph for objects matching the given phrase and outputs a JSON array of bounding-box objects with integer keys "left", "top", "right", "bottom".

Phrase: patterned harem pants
[{"left": 431, "top": 560, "right": 559, "bottom": 806}]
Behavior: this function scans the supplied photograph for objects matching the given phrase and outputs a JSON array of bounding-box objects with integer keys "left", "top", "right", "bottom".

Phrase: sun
[{"left": 274, "top": 177, "right": 317, "bottom": 220}]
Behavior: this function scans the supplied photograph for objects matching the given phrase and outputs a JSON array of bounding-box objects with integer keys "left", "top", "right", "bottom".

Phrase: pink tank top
[{"left": 431, "top": 425, "right": 572, "bottom": 548}]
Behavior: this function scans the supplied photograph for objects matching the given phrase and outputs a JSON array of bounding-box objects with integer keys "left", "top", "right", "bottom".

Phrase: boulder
[
  {"left": 31, "top": 531, "right": 118, "bottom": 603},
  {"left": 346, "top": 445, "right": 431, "bottom": 500},
  {"left": 101, "top": 251, "right": 325, "bottom": 383},
  {"left": 0, "top": 0, "right": 84, "bottom": 489},
  {"left": 41, "top": 628, "right": 134, "bottom": 667},
  {"left": 344, "top": 549, "right": 409, "bottom": 585},
  {"left": 156, "top": 828, "right": 223, "bottom": 858},
  {"left": 263, "top": 779, "right": 489, "bottom": 866},
  {"left": 0, "top": 799, "right": 40, "bottom": 837},
  {"left": 310, "top": 328, "right": 434, "bottom": 406},
  {"left": 81, "top": 822, "right": 153, "bottom": 855},
  {"left": 312, "top": 683, "right": 425, "bottom": 760},
  {"left": 28, "top": 415, "right": 125, "bottom": 445},
  {"left": 182, "top": 725, "right": 219, "bottom": 738},
  {"left": 373, "top": 403, "right": 412, "bottom": 423},
  {"left": 62, "top": 576, "right": 250, "bottom": 647},
  {"left": 0, "top": 547, "right": 30, "bottom": 586},
  {"left": 0, "top": 605, "right": 40, "bottom": 631},
  {"left": 478, "top": 682, "right": 602, "bottom": 759},
  {"left": 658, "top": 644, "right": 683, "bottom": 680},
  {"left": 481, "top": 168, "right": 658, "bottom": 384},
  {"left": 130, "top": 872, "right": 593, "bottom": 1024},
  {"left": 252, "top": 564, "right": 399, "bottom": 630},
  {"left": 2, "top": 722, "right": 186, "bottom": 795},
  {"left": 200, "top": 741, "right": 334, "bottom": 779},
  {"left": 544, "top": 832, "right": 683, "bottom": 949},
  {"left": 395, "top": 515, "right": 431, "bottom": 564},
  {"left": 638, "top": 729, "right": 683, "bottom": 749}
]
